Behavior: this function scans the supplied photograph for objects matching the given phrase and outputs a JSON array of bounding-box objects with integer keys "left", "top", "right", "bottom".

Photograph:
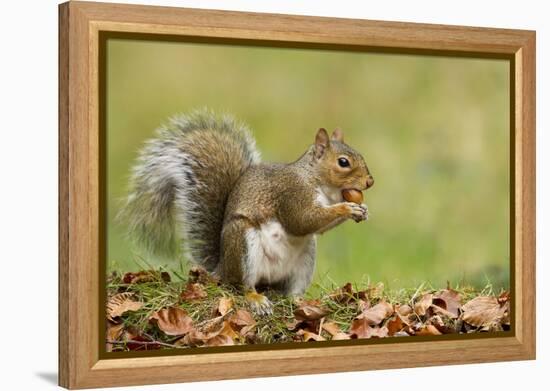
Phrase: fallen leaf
[
  {"left": 181, "top": 329, "right": 214, "bottom": 347},
  {"left": 329, "top": 282, "right": 354, "bottom": 303},
  {"left": 106, "top": 321, "right": 124, "bottom": 340},
  {"left": 427, "top": 314, "right": 455, "bottom": 334},
  {"left": 357, "top": 299, "right": 370, "bottom": 313},
  {"left": 396, "top": 304, "right": 413, "bottom": 317},
  {"left": 245, "top": 331, "right": 259, "bottom": 344},
  {"left": 188, "top": 266, "right": 220, "bottom": 285},
  {"left": 218, "top": 320, "right": 240, "bottom": 341},
  {"left": 294, "top": 303, "right": 329, "bottom": 321},
  {"left": 216, "top": 297, "right": 234, "bottom": 316},
  {"left": 229, "top": 309, "right": 256, "bottom": 336},
  {"left": 285, "top": 319, "right": 300, "bottom": 330},
  {"left": 149, "top": 307, "right": 194, "bottom": 336},
  {"left": 296, "top": 329, "right": 326, "bottom": 342},
  {"left": 393, "top": 330, "right": 411, "bottom": 337},
  {"left": 106, "top": 321, "right": 124, "bottom": 352},
  {"left": 179, "top": 319, "right": 240, "bottom": 347},
  {"left": 433, "top": 288, "right": 461, "bottom": 318},
  {"left": 322, "top": 321, "right": 342, "bottom": 336},
  {"left": 430, "top": 304, "right": 457, "bottom": 319},
  {"left": 416, "top": 324, "right": 442, "bottom": 336},
  {"left": 387, "top": 314, "right": 405, "bottom": 336},
  {"left": 462, "top": 296, "right": 506, "bottom": 327},
  {"left": 414, "top": 293, "right": 433, "bottom": 316},
  {"left": 357, "top": 301, "right": 394, "bottom": 325},
  {"left": 498, "top": 291, "right": 510, "bottom": 305},
  {"left": 481, "top": 322, "right": 504, "bottom": 332},
  {"left": 350, "top": 318, "right": 389, "bottom": 338},
  {"left": 106, "top": 293, "right": 143, "bottom": 321},
  {"left": 206, "top": 334, "right": 235, "bottom": 346},
  {"left": 295, "top": 298, "right": 322, "bottom": 306},
  {"left": 180, "top": 282, "right": 208, "bottom": 302},
  {"left": 198, "top": 314, "right": 225, "bottom": 334},
  {"left": 122, "top": 270, "right": 170, "bottom": 284},
  {"left": 332, "top": 332, "right": 351, "bottom": 340},
  {"left": 123, "top": 328, "right": 162, "bottom": 351},
  {"left": 501, "top": 302, "right": 510, "bottom": 326}
]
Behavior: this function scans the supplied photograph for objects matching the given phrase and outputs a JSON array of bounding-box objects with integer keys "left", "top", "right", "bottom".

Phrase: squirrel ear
[
  {"left": 331, "top": 128, "right": 344, "bottom": 142},
  {"left": 315, "top": 128, "right": 329, "bottom": 158}
]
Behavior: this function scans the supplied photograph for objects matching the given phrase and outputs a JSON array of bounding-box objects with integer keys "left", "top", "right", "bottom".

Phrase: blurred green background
[{"left": 106, "top": 38, "right": 510, "bottom": 291}]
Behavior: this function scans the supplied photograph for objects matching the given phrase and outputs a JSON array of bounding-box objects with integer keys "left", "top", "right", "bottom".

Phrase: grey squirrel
[{"left": 120, "top": 110, "right": 374, "bottom": 314}]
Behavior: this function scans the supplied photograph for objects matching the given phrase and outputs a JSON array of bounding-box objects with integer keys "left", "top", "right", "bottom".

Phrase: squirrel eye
[{"left": 338, "top": 157, "right": 350, "bottom": 168}]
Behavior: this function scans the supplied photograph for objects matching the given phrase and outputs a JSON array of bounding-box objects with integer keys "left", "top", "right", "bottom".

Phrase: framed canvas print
[{"left": 58, "top": 1, "right": 536, "bottom": 389}]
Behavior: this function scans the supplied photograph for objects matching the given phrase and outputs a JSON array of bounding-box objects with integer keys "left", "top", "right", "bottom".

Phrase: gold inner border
[{"left": 97, "top": 31, "right": 516, "bottom": 360}]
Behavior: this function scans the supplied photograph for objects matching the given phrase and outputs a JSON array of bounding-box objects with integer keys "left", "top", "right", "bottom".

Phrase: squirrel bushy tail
[{"left": 119, "top": 110, "right": 261, "bottom": 271}]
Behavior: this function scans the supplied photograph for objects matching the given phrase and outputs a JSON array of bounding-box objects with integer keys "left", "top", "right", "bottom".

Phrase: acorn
[{"left": 342, "top": 189, "right": 363, "bottom": 204}]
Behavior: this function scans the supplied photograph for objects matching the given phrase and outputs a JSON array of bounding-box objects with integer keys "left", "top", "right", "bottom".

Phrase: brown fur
[{"left": 220, "top": 128, "right": 373, "bottom": 283}]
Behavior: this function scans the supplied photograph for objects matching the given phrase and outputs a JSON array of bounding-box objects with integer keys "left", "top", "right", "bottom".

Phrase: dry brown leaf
[
  {"left": 107, "top": 321, "right": 124, "bottom": 340},
  {"left": 295, "top": 298, "right": 322, "bottom": 306},
  {"left": 206, "top": 334, "right": 235, "bottom": 346},
  {"left": 216, "top": 297, "right": 234, "bottom": 316},
  {"left": 349, "top": 318, "right": 370, "bottom": 338},
  {"left": 370, "top": 326, "right": 389, "bottom": 338},
  {"left": 428, "top": 314, "right": 449, "bottom": 333},
  {"left": 332, "top": 333, "right": 351, "bottom": 340},
  {"left": 393, "top": 330, "right": 411, "bottom": 337},
  {"left": 122, "top": 328, "right": 162, "bottom": 351},
  {"left": 357, "top": 301, "right": 394, "bottom": 325},
  {"left": 106, "top": 321, "right": 124, "bottom": 352},
  {"left": 188, "top": 266, "right": 220, "bottom": 285},
  {"left": 180, "top": 282, "right": 208, "bottom": 302},
  {"left": 322, "top": 321, "right": 342, "bottom": 336},
  {"left": 350, "top": 318, "right": 389, "bottom": 338},
  {"left": 433, "top": 288, "right": 462, "bottom": 318},
  {"left": 218, "top": 320, "right": 240, "bottom": 340},
  {"left": 294, "top": 303, "right": 329, "bottom": 321},
  {"left": 396, "top": 304, "right": 413, "bottom": 317},
  {"left": 414, "top": 293, "right": 433, "bottom": 316},
  {"left": 387, "top": 314, "right": 405, "bottom": 336},
  {"left": 330, "top": 282, "right": 354, "bottom": 303},
  {"left": 462, "top": 296, "right": 506, "bottom": 327},
  {"left": 329, "top": 282, "right": 368, "bottom": 303},
  {"left": 181, "top": 329, "right": 214, "bottom": 347},
  {"left": 150, "top": 307, "right": 194, "bottom": 336},
  {"left": 181, "top": 319, "right": 242, "bottom": 347},
  {"left": 285, "top": 319, "right": 300, "bottom": 330},
  {"left": 498, "top": 291, "right": 510, "bottom": 305},
  {"left": 357, "top": 299, "right": 370, "bottom": 313},
  {"left": 416, "top": 324, "right": 442, "bottom": 336},
  {"left": 501, "top": 301, "right": 510, "bottom": 326},
  {"left": 430, "top": 304, "right": 457, "bottom": 319},
  {"left": 122, "top": 270, "right": 170, "bottom": 284},
  {"left": 195, "top": 313, "right": 226, "bottom": 335},
  {"left": 229, "top": 309, "right": 256, "bottom": 336},
  {"left": 296, "top": 329, "right": 326, "bottom": 342},
  {"left": 106, "top": 293, "right": 143, "bottom": 321}
]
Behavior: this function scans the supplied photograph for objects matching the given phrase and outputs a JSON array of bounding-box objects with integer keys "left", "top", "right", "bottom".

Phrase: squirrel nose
[{"left": 366, "top": 175, "right": 374, "bottom": 189}]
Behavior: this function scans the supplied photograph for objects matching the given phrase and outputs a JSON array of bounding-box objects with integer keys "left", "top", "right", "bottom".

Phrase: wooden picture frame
[{"left": 59, "top": 1, "right": 536, "bottom": 388}]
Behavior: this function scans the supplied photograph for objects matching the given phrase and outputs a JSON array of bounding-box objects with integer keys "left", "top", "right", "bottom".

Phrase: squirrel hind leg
[
  {"left": 245, "top": 289, "right": 273, "bottom": 316},
  {"left": 220, "top": 218, "right": 274, "bottom": 316}
]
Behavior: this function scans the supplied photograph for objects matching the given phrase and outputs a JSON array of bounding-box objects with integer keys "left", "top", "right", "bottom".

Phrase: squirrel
[{"left": 120, "top": 110, "right": 374, "bottom": 314}]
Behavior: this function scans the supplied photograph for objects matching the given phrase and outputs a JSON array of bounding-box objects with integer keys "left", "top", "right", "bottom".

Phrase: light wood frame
[{"left": 59, "top": 1, "right": 536, "bottom": 389}]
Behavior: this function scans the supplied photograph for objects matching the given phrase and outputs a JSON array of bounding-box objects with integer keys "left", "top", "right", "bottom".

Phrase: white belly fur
[{"left": 245, "top": 220, "right": 313, "bottom": 286}]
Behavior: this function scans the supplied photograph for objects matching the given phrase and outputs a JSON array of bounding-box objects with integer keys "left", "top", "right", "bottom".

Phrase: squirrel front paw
[
  {"left": 343, "top": 202, "right": 368, "bottom": 222},
  {"left": 245, "top": 291, "right": 273, "bottom": 316}
]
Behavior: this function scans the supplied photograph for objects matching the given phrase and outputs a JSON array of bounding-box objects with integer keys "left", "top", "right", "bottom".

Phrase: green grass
[
  {"left": 107, "top": 267, "right": 508, "bottom": 350},
  {"left": 105, "top": 39, "right": 510, "bottom": 290}
]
